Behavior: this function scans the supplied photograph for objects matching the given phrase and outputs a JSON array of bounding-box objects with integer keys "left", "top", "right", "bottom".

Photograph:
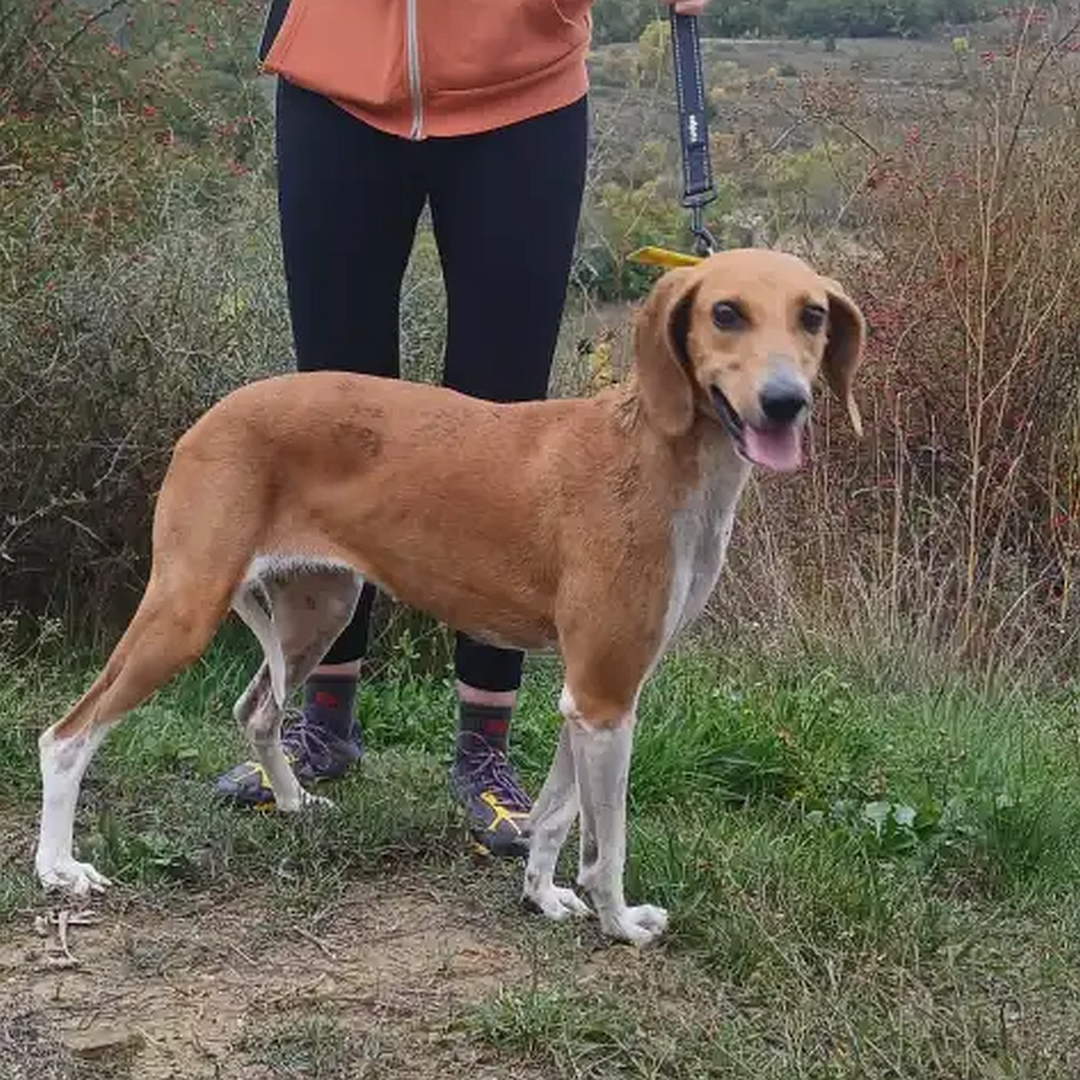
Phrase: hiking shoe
[
  {"left": 452, "top": 734, "right": 532, "bottom": 858},
  {"left": 214, "top": 709, "right": 363, "bottom": 808}
]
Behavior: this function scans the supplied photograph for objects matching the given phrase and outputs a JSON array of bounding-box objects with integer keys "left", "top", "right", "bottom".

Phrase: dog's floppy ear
[
  {"left": 819, "top": 276, "right": 867, "bottom": 437},
  {"left": 633, "top": 266, "right": 699, "bottom": 437}
]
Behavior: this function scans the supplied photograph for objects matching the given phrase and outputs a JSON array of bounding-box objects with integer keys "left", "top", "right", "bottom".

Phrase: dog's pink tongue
[{"left": 743, "top": 425, "right": 803, "bottom": 472}]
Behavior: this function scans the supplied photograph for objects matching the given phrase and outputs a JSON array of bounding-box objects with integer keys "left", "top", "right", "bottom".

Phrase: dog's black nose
[{"left": 759, "top": 378, "right": 810, "bottom": 425}]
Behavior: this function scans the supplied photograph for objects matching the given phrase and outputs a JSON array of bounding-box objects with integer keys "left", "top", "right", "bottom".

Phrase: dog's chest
[{"left": 661, "top": 443, "right": 749, "bottom": 643}]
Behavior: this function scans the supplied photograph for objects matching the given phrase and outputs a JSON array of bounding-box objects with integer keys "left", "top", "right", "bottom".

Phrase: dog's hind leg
[
  {"left": 232, "top": 662, "right": 271, "bottom": 731},
  {"left": 36, "top": 569, "right": 232, "bottom": 895},
  {"left": 231, "top": 564, "right": 362, "bottom": 811}
]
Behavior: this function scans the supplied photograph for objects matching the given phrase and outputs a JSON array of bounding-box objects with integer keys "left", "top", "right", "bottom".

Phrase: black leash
[{"left": 668, "top": 9, "right": 718, "bottom": 257}]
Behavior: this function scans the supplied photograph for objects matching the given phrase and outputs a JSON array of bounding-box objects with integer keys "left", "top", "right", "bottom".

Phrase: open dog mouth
[{"left": 709, "top": 387, "right": 804, "bottom": 473}]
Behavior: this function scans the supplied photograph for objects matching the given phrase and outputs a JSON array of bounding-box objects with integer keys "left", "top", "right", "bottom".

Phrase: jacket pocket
[
  {"left": 261, "top": 0, "right": 409, "bottom": 109},
  {"left": 422, "top": 0, "right": 591, "bottom": 94}
]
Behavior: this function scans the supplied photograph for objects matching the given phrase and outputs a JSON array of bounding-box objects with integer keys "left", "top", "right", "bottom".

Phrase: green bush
[
  {"left": 1, "top": 1, "right": 279, "bottom": 634},
  {"left": 713, "top": 13, "right": 1080, "bottom": 676},
  {"left": 0, "top": 2, "right": 464, "bottom": 641}
]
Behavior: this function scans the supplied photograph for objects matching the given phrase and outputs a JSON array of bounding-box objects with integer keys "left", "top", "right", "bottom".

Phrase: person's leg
[
  {"left": 216, "top": 78, "right": 426, "bottom": 806},
  {"left": 428, "top": 96, "right": 589, "bottom": 854}
]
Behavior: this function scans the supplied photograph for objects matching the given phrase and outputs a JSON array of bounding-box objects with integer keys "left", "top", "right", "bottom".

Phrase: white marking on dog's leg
[
  {"left": 230, "top": 662, "right": 325, "bottom": 809},
  {"left": 35, "top": 726, "right": 112, "bottom": 895},
  {"left": 248, "top": 700, "right": 319, "bottom": 812},
  {"left": 231, "top": 566, "right": 361, "bottom": 813},
  {"left": 232, "top": 590, "right": 309, "bottom": 812},
  {"left": 522, "top": 714, "right": 590, "bottom": 921},
  {"left": 232, "top": 662, "right": 269, "bottom": 727},
  {"left": 571, "top": 714, "right": 668, "bottom": 946}
]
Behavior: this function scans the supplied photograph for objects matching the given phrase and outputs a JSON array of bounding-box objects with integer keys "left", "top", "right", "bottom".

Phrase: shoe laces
[
  {"left": 456, "top": 732, "right": 532, "bottom": 813},
  {"left": 279, "top": 707, "right": 334, "bottom": 767}
]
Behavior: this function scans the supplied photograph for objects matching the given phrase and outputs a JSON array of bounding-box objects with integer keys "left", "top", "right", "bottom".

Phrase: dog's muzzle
[{"left": 711, "top": 371, "right": 810, "bottom": 473}]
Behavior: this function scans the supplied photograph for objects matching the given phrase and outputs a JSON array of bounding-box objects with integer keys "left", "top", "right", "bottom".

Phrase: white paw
[
  {"left": 601, "top": 903, "right": 669, "bottom": 946},
  {"left": 37, "top": 857, "right": 111, "bottom": 896},
  {"left": 524, "top": 883, "right": 592, "bottom": 922}
]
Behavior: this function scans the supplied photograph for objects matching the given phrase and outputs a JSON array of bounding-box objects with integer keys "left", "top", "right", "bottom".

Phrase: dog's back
[{"left": 158, "top": 370, "right": 694, "bottom": 650}]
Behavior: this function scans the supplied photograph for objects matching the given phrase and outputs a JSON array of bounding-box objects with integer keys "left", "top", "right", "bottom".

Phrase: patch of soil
[{"left": 0, "top": 873, "right": 541, "bottom": 1079}]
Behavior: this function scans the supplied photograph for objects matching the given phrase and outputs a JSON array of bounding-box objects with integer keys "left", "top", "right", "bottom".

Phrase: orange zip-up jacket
[{"left": 259, "top": 0, "right": 594, "bottom": 140}]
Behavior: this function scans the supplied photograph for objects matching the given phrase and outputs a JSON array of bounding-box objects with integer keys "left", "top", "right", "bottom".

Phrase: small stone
[{"left": 64, "top": 1024, "right": 145, "bottom": 1060}]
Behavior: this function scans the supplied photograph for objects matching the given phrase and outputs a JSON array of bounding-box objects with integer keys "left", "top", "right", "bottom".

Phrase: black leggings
[{"left": 275, "top": 80, "right": 588, "bottom": 692}]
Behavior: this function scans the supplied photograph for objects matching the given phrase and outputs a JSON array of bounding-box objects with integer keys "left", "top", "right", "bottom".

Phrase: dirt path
[{"left": 1, "top": 874, "right": 545, "bottom": 1079}]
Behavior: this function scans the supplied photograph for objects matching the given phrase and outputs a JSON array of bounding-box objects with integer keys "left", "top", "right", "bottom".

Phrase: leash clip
[{"left": 690, "top": 203, "right": 718, "bottom": 258}]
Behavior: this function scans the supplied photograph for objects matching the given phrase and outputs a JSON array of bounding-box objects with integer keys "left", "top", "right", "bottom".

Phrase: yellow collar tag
[{"left": 626, "top": 246, "right": 705, "bottom": 269}]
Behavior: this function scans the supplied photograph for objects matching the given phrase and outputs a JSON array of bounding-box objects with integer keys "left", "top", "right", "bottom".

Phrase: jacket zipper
[{"left": 405, "top": 0, "right": 423, "bottom": 139}]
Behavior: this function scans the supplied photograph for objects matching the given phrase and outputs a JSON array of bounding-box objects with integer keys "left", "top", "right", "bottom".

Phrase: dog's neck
[
  {"left": 690, "top": 416, "right": 753, "bottom": 518},
  {"left": 653, "top": 414, "right": 751, "bottom": 648}
]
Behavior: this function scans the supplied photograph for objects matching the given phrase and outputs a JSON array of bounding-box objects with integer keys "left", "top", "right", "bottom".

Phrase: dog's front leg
[
  {"left": 570, "top": 713, "right": 668, "bottom": 946},
  {"left": 522, "top": 717, "right": 590, "bottom": 921}
]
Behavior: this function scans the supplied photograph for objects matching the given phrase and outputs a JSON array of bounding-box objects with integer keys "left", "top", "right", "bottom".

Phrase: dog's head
[{"left": 632, "top": 248, "right": 866, "bottom": 471}]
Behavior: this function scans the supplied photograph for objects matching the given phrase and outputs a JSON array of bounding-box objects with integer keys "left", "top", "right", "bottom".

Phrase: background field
[{"left": 3, "top": 2, "right": 1080, "bottom": 1077}]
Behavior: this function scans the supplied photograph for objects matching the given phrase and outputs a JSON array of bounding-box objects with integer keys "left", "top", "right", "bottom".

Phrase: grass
[
  {"left": 3, "top": 631, "right": 1080, "bottom": 1077},
  {"left": 240, "top": 1014, "right": 382, "bottom": 1079}
]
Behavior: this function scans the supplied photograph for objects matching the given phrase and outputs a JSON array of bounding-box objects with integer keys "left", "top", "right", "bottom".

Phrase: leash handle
[{"left": 669, "top": 9, "right": 718, "bottom": 256}]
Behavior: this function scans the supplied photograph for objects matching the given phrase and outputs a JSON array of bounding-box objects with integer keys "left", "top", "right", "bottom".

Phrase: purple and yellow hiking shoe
[
  {"left": 452, "top": 733, "right": 532, "bottom": 859},
  {"left": 214, "top": 710, "right": 364, "bottom": 808}
]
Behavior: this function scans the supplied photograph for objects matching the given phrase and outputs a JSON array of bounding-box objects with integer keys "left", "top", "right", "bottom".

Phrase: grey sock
[
  {"left": 302, "top": 674, "right": 359, "bottom": 742},
  {"left": 455, "top": 701, "right": 512, "bottom": 769}
]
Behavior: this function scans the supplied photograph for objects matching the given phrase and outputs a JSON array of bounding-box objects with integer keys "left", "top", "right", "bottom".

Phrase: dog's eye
[
  {"left": 712, "top": 301, "right": 745, "bottom": 330},
  {"left": 800, "top": 304, "right": 827, "bottom": 333}
]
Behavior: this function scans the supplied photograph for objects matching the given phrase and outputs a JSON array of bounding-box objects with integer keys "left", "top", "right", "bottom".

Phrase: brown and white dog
[{"left": 34, "top": 249, "right": 865, "bottom": 946}]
